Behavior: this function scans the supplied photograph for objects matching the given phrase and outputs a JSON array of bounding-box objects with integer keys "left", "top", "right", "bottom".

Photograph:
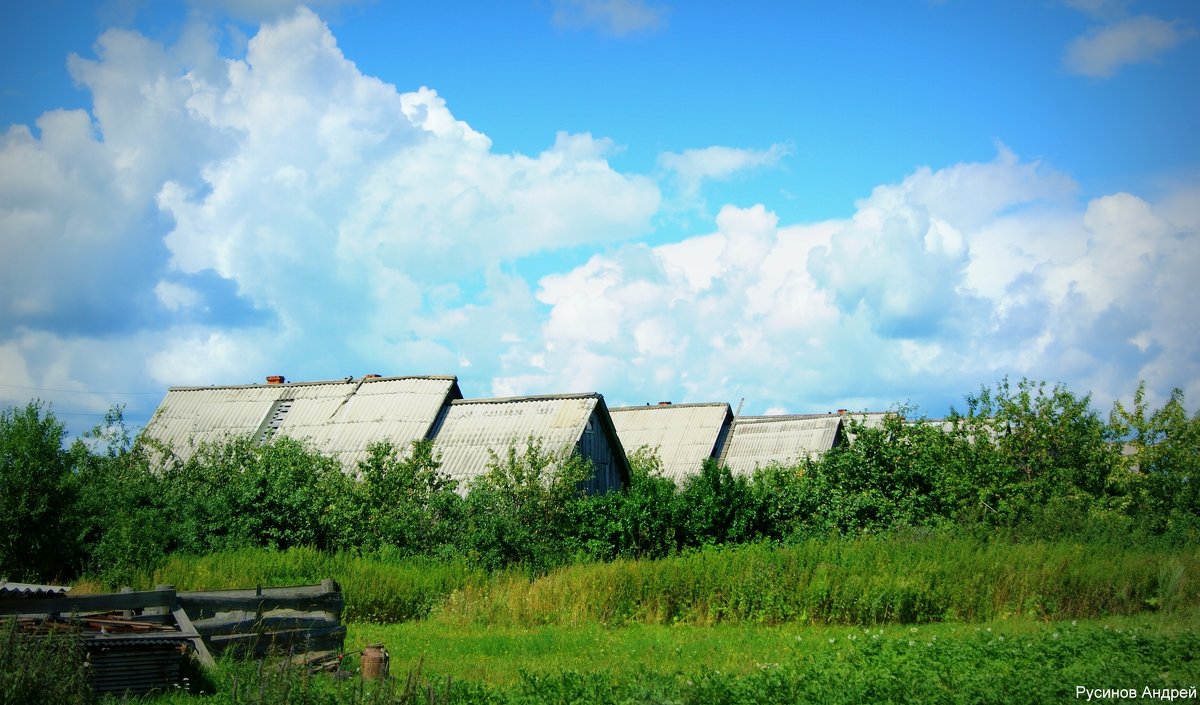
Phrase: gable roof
[
  {"left": 609, "top": 402, "right": 733, "bottom": 483},
  {"left": 431, "top": 393, "right": 631, "bottom": 490},
  {"left": 142, "top": 375, "right": 462, "bottom": 471},
  {"left": 718, "top": 413, "right": 843, "bottom": 476}
]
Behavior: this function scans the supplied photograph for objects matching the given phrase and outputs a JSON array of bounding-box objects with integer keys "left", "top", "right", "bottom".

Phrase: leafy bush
[
  {"left": 459, "top": 439, "right": 592, "bottom": 572},
  {"left": 354, "top": 440, "right": 462, "bottom": 556},
  {"left": 0, "top": 401, "right": 77, "bottom": 582}
]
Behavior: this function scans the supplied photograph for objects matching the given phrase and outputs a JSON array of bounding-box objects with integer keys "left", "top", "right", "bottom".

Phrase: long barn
[
  {"left": 430, "top": 393, "right": 630, "bottom": 494},
  {"left": 608, "top": 402, "right": 732, "bottom": 484},
  {"left": 142, "top": 375, "right": 462, "bottom": 471}
]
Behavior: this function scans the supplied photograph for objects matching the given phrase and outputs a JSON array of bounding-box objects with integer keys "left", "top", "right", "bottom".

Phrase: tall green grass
[
  {"left": 434, "top": 535, "right": 1200, "bottom": 626},
  {"left": 90, "top": 535, "right": 1199, "bottom": 626},
  {"left": 124, "top": 547, "right": 486, "bottom": 623}
]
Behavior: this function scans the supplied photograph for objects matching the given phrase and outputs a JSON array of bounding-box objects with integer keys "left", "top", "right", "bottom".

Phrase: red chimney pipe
[{"left": 266, "top": 375, "right": 285, "bottom": 385}]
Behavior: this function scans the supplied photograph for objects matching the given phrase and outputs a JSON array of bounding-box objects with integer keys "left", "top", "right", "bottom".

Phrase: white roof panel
[
  {"left": 609, "top": 403, "right": 732, "bottom": 483},
  {"left": 432, "top": 395, "right": 600, "bottom": 489},
  {"left": 720, "top": 414, "right": 842, "bottom": 476},
  {"left": 142, "top": 376, "right": 460, "bottom": 471}
]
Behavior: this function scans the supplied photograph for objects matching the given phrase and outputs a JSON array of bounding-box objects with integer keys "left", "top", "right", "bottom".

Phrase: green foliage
[
  {"left": 954, "top": 377, "right": 1119, "bottom": 527},
  {"left": 573, "top": 448, "right": 680, "bottom": 561},
  {"left": 460, "top": 438, "right": 593, "bottom": 572},
  {"left": 677, "top": 459, "right": 756, "bottom": 547},
  {"left": 0, "top": 618, "right": 91, "bottom": 705},
  {"left": 138, "top": 617, "right": 1200, "bottom": 705},
  {"left": 71, "top": 406, "right": 173, "bottom": 586},
  {"left": 354, "top": 440, "right": 462, "bottom": 556},
  {"left": 1110, "top": 382, "right": 1200, "bottom": 541},
  {"left": 161, "top": 435, "right": 355, "bottom": 554},
  {"left": 0, "top": 401, "right": 77, "bottom": 582}
]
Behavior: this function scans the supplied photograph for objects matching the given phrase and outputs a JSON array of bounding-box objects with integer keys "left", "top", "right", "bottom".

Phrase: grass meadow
[{"left": 47, "top": 536, "right": 1200, "bottom": 703}]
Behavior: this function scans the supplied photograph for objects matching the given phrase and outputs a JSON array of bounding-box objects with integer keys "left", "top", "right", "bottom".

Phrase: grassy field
[
  {"left": 92, "top": 536, "right": 1200, "bottom": 626},
  {"left": 53, "top": 538, "right": 1200, "bottom": 703},
  {"left": 118, "top": 612, "right": 1200, "bottom": 704},
  {"left": 347, "top": 611, "right": 1200, "bottom": 687}
]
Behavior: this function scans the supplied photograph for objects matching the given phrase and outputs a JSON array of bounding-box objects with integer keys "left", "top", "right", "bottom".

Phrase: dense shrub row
[{"left": 1, "top": 378, "right": 1197, "bottom": 585}]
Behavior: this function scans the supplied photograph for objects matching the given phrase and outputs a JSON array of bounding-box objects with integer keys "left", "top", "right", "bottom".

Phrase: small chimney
[
  {"left": 363, "top": 373, "right": 382, "bottom": 380},
  {"left": 266, "top": 375, "right": 286, "bottom": 385},
  {"left": 658, "top": 401, "right": 672, "bottom": 405},
  {"left": 837, "top": 409, "right": 847, "bottom": 415}
]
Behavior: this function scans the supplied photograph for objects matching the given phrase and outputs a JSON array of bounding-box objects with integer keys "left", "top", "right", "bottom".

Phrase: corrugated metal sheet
[
  {"left": 141, "top": 376, "right": 461, "bottom": 472},
  {"left": 432, "top": 394, "right": 628, "bottom": 492},
  {"left": 719, "top": 414, "right": 843, "bottom": 476},
  {"left": 609, "top": 403, "right": 732, "bottom": 484},
  {"left": 0, "top": 582, "right": 71, "bottom": 597}
]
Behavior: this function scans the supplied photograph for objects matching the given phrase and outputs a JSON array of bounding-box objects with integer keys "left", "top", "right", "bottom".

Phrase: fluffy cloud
[
  {"left": 0, "top": 7, "right": 660, "bottom": 430},
  {"left": 658, "top": 144, "right": 791, "bottom": 203},
  {"left": 2, "top": 5, "right": 1195, "bottom": 440},
  {"left": 551, "top": 0, "right": 669, "bottom": 36},
  {"left": 1064, "top": 15, "right": 1190, "bottom": 77},
  {"left": 495, "top": 150, "right": 1198, "bottom": 415}
]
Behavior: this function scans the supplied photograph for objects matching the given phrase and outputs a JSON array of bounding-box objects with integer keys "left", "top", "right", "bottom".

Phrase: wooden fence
[
  {"left": 179, "top": 579, "right": 344, "bottom": 659},
  {"left": 0, "top": 579, "right": 345, "bottom": 695}
]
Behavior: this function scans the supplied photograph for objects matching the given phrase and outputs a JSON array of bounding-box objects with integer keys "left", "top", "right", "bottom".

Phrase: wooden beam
[{"left": 171, "top": 603, "right": 216, "bottom": 669}]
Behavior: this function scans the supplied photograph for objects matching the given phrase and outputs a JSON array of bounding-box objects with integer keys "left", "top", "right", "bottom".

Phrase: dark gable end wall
[{"left": 576, "top": 409, "right": 623, "bottom": 495}]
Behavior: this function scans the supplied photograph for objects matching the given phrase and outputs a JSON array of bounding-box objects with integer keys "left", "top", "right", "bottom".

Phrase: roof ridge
[
  {"left": 450, "top": 392, "right": 602, "bottom": 405},
  {"left": 167, "top": 374, "right": 458, "bottom": 391},
  {"left": 609, "top": 402, "right": 731, "bottom": 411}
]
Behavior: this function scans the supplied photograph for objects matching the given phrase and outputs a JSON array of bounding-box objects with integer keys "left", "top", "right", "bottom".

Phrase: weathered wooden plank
[
  {"left": 206, "top": 624, "right": 346, "bottom": 656},
  {"left": 171, "top": 604, "right": 215, "bottom": 669},
  {"left": 176, "top": 592, "right": 342, "bottom": 618},
  {"left": 0, "top": 588, "right": 176, "bottom": 616},
  {"left": 193, "top": 614, "right": 339, "bottom": 638},
  {"left": 176, "top": 580, "right": 342, "bottom": 619}
]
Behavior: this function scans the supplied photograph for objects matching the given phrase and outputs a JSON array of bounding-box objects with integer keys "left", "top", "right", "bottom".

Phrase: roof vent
[
  {"left": 658, "top": 401, "right": 672, "bottom": 405},
  {"left": 266, "top": 375, "right": 286, "bottom": 385}
]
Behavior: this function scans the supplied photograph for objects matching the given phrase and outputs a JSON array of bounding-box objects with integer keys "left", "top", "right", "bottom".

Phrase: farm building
[
  {"left": 718, "top": 413, "right": 845, "bottom": 476},
  {"left": 608, "top": 402, "right": 733, "bottom": 484},
  {"left": 141, "top": 375, "right": 462, "bottom": 472},
  {"left": 429, "top": 393, "right": 631, "bottom": 494}
]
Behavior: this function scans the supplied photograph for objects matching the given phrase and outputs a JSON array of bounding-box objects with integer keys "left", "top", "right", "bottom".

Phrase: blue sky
[{"left": 1, "top": 0, "right": 1198, "bottom": 437}]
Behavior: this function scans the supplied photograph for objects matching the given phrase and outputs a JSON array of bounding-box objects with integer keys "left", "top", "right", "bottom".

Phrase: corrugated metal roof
[
  {"left": 142, "top": 375, "right": 461, "bottom": 472},
  {"left": 719, "top": 414, "right": 843, "bottom": 476},
  {"left": 432, "top": 394, "right": 608, "bottom": 489},
  {"left": 609, "top": 403, "right": 732, "bottom": 483},
  {"left": 0, "top": 582, "right": 71, "bottom": 597}
]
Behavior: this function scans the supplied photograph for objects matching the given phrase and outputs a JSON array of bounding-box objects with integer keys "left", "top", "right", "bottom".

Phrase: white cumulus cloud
[
  {"left": 1064, "top": 15, "right": 1190, "bottom": 77},
  {"left": 551, "top": 0, "right": 669, "bottom": 36}
]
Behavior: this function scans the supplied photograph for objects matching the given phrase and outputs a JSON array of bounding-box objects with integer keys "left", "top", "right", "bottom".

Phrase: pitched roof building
[
  {"left": 142, "top": 375, "right": 462, "bottom": 472},
  {"left": 718, "top": 413, "right": 845, "bottom": 476},
  {"left": 608, "top": 402, "right": 733, "bottom": 484},
  {"left": 430, "top": 393, "right": 631, "bottom": 494}
]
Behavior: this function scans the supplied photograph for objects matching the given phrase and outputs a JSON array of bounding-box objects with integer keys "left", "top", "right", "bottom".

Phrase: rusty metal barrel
[{"left": 361, "top": 643, "right": 389, "bottom": 680}]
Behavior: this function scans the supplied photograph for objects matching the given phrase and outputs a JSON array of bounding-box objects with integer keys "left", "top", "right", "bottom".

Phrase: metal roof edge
[
  {"left": 609, "top": 402, "right": 732, "bottom": 412},
  {"left": 733, "top": 413, "right": 842, "bottom": 423},
  {"left": 449, "top": 392, "right": 603, "bottom": 405},
  {"left": 166, "top": 374, "right": 459, "bottom": 392}
]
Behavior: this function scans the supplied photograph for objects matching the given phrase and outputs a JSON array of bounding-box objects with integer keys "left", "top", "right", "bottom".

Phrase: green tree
[
  {"left": 1110, "top": 382, "right": 1200, "bottom": 540},
  {"left": 71, "top": 406, "right": 173, "bottom": 586},
  {"left": 355, "top": 439, "right": 461, "bottom": 555},
  {"left": 574, "top": 448, "right": 681, "bottom": 560},
  {"left": 676, "top": 459, "right": 756, "bottom": 547},
  {"left": 460, "top": 438, "right": 591, "bottom": 571},
  {"left": 0, "top": 402, "right": 77, "bottom": 582},
  {"left": 953, "top": 377, "right": 1119, "bottom": 529}
]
